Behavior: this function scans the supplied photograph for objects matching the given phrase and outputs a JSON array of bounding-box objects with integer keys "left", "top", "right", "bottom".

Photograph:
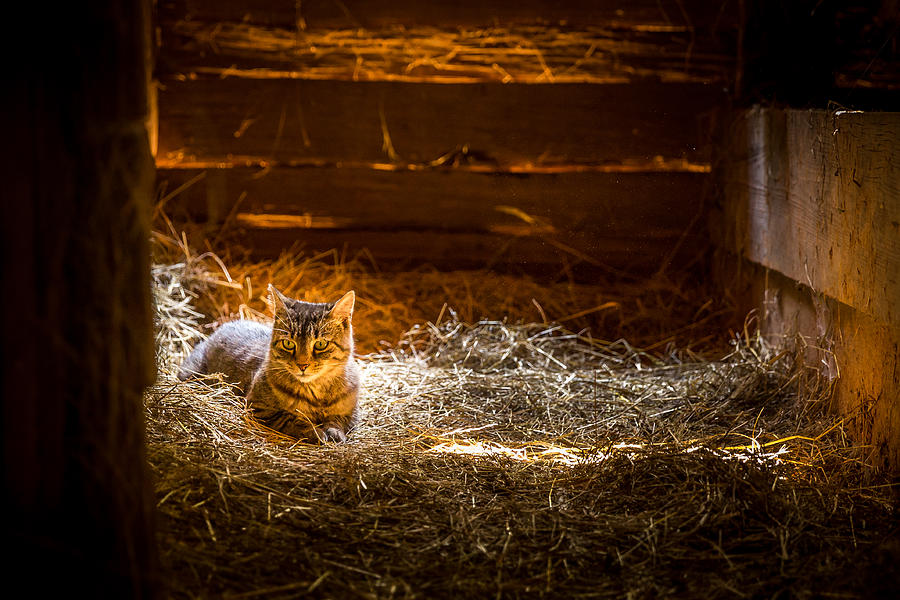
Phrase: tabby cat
[{"left": 178, "top": 285, "right": 360, "bottom": 443}]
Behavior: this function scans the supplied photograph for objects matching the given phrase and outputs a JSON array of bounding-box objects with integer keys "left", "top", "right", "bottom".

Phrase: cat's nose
[{"left": 298, "top": 363, "right": 310, "bottom": 372}]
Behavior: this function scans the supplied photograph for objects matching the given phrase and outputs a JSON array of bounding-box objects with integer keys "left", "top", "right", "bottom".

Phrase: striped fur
[{"left": 179, "top": 286, "right": 360, "bottom": 443}]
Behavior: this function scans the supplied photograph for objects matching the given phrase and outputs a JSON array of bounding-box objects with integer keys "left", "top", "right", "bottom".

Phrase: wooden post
[
  {"left": 1, "top": 1, "right": 159, "bottom": 597},
  {"left": 715, "top": 107, "right": 900, "bottom": 470}
]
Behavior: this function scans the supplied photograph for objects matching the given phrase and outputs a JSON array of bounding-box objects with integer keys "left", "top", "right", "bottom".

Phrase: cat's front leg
[
  {"left": 252, "top": 404, "right": 308, "bottom": 439},
  {"left": 316, "top": 415, "right": 352, "bottom": 443}
]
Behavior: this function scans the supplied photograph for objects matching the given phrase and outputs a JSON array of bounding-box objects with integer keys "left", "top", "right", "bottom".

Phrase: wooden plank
[
  {"left": 156, "top": 0, "right": 737, "bottom": 90},
  {"left": 716, "top": 107, "right": 900, "bottom": 469},
  {"left": 717, "top": 258, "right": 900, "bottom": 471},
  {"left": 160, "top": 0, "right": 740, "bottom": 30},
  {"left": 157, "top": 21, "right": 734, "bottom": 85},
  {"left": 158, "top": 166, "right": 707, "bottom": 235},
  {"left": 157, "top": 78, "right": 722, "bottom": 167},
  {"left": 785, "top": 110, "right": 900, "bottom": 326},
  {"left": 230, "top": 229, "right": 684, "bottom": 275},
  {"left": 718, "top": 108, "right": 900, "bottom": 328},
  {"left": 157, "top": 166, "right": 709, "bottom": 274}
]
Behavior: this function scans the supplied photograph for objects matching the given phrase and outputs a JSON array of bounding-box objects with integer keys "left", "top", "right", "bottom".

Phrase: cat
[{"left": 178, "top": 285, "right": 360, "bottom": 443}]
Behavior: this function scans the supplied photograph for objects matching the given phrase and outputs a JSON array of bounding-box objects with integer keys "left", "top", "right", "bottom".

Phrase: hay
[
  {"left": 147, "top": 246, "right": 898, "bottom": 599},
  {"left": 150, "top": 228, "right": 736, "bottom": 359}
]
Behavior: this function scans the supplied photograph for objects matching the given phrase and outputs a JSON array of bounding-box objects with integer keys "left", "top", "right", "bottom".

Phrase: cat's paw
[{"left": 321, "top": 427, "right": 347, "bottom": 444}]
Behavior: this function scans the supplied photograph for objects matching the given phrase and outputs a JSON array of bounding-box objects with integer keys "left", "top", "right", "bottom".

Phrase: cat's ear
[
  {"left": 268, "top": 284, "right": 290, "bottom": 317},
  {"left": 330, "top": 290, "right": 355, "bottom": 322}
]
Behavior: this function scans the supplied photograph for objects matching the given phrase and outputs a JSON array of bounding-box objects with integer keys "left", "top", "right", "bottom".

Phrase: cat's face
[{"left": 267, "top": 285, "right": 355, "bottom": 382}]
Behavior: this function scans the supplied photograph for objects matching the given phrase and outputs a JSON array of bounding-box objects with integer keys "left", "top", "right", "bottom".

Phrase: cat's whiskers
[{"left": 270, "top": 365, "right": 301, "bottom": 378}]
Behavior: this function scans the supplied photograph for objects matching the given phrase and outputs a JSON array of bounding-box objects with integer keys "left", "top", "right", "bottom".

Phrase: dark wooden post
[{"left": 1, "top": 1, "right": 159, "bottom": 597}]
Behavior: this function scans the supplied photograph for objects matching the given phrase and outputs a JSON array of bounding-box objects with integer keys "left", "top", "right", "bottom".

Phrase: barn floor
[{"left": 148, "top": 248, "right": 899, "bottom": 599}]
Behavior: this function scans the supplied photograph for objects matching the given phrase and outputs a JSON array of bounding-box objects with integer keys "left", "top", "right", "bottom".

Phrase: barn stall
[{"left": 3, "top": 0, "right": 899, "bottom": 598}]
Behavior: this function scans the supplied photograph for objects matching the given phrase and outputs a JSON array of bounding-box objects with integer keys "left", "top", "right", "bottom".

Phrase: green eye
[
  {"left": 278, "top": 339, "right": 296, "bottom": 352},
  {"left": 313, "top": 340, "right": 329, "bottom": 352}
]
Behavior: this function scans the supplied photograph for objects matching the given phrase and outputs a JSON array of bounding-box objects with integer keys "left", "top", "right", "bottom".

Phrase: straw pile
[
  {"left": 150, "top": 228, "right": 736, "bottom": 358},
  {"left": 147, "top": 238, "right": 898, "bottom": 599}
]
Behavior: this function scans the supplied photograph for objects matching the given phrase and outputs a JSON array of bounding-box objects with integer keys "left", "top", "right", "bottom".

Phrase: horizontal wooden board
[
  {"left": 157, "top": 78, "right": 723, "bottom": 167},
  {"left": 220, "top": 228, "right": 686, "bottom": 276},
  {"left": 158, "top": 166, "right": 707, "bottom": 234},
  {"left": 160, "top": 0, "right": 740, "bottom": 30},
  {"left": 716, "top": 108, "right": 900, "bottom": 328},
  {"left": 158, "top": 21, "right": 734, "bottom": 85},
  {"left": 157, "top": 166, "right": 709, "bottom": 274}
]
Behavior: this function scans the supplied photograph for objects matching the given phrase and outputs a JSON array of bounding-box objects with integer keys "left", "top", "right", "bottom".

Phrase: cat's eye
[
  {"left": 278, "top": 339, "right": 296, "bottom": 353},
  {"left": 313, "top": 340, "right": 330, "bottom": 352}
]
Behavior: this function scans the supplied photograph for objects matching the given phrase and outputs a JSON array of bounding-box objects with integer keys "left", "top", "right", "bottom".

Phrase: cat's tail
[{"left": 177, "top": 339, "right": 209, "bottom": 380}]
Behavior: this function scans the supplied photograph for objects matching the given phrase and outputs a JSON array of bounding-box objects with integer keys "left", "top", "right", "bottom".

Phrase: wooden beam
[
  {"left": 715, "top": 106, "right": 900, "bottom": 470},
  {"left": 158, "top": 1, "right": 738, "bottom": 84},
  {"left": 161, "top": 0, "right": 740, "bottom": 30},
  {"left": 717, "top": 257, "right": 900, "bottom": 471},
  {"left": 157, "top": 78, "right": 723, "bottom": 168},
  {"left": 157, "top": 166, "right": 709, "bottom": 274},
  {"left": 223, "top": 228, "right": 687, "bottom": 276},
  {"left": 718, "top": 108, "right": 900, "bottom": 328},
  {"left": 158, "top": 21, "right": 734, "bottom": 85}
]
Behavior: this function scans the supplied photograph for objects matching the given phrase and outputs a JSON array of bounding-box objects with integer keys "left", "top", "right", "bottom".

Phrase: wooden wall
[
  {"left": 715, "top": 108, "right": 900, "bottom": 470},
  {"left": 2, "top": 0, "right": 158, "bottom": 596},
  {"left": 154, "top": 0, "right": 738, "bottom": 275}
]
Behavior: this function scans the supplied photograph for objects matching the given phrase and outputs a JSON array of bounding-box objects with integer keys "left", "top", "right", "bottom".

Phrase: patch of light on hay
[
  {"left": 428, "top": 441, "right": 594, "bottom": 465},
  {"left": 428, "top": 439, "right": 792, "bottom": 468}
]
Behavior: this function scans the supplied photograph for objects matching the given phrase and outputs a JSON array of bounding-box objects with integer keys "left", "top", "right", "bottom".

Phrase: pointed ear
[
  {"left": 268, "top": 284, "right": 290, "bottom": 317},
  {"left": 330, "top": 290, "right": 355, "bottom": 322}
]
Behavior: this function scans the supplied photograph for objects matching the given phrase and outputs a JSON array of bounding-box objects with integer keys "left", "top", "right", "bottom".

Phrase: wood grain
[
  {"left": 718, "top": 108, "right": 900, "bottom": 328},
  {"left": 160, "top": 0, "right": 740, "bottom": 30},
  {"left": 716, "top": 107, "right": 900, "bottom": 468},
  {"left": 157, "top": 78, "right": 722, "bottom": 168},
  {"left": 720, "top": 258, "right": 900, "bottom": 471},
  {"left": 158, "top": 166, "right": 709, "bottom": 274}
]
